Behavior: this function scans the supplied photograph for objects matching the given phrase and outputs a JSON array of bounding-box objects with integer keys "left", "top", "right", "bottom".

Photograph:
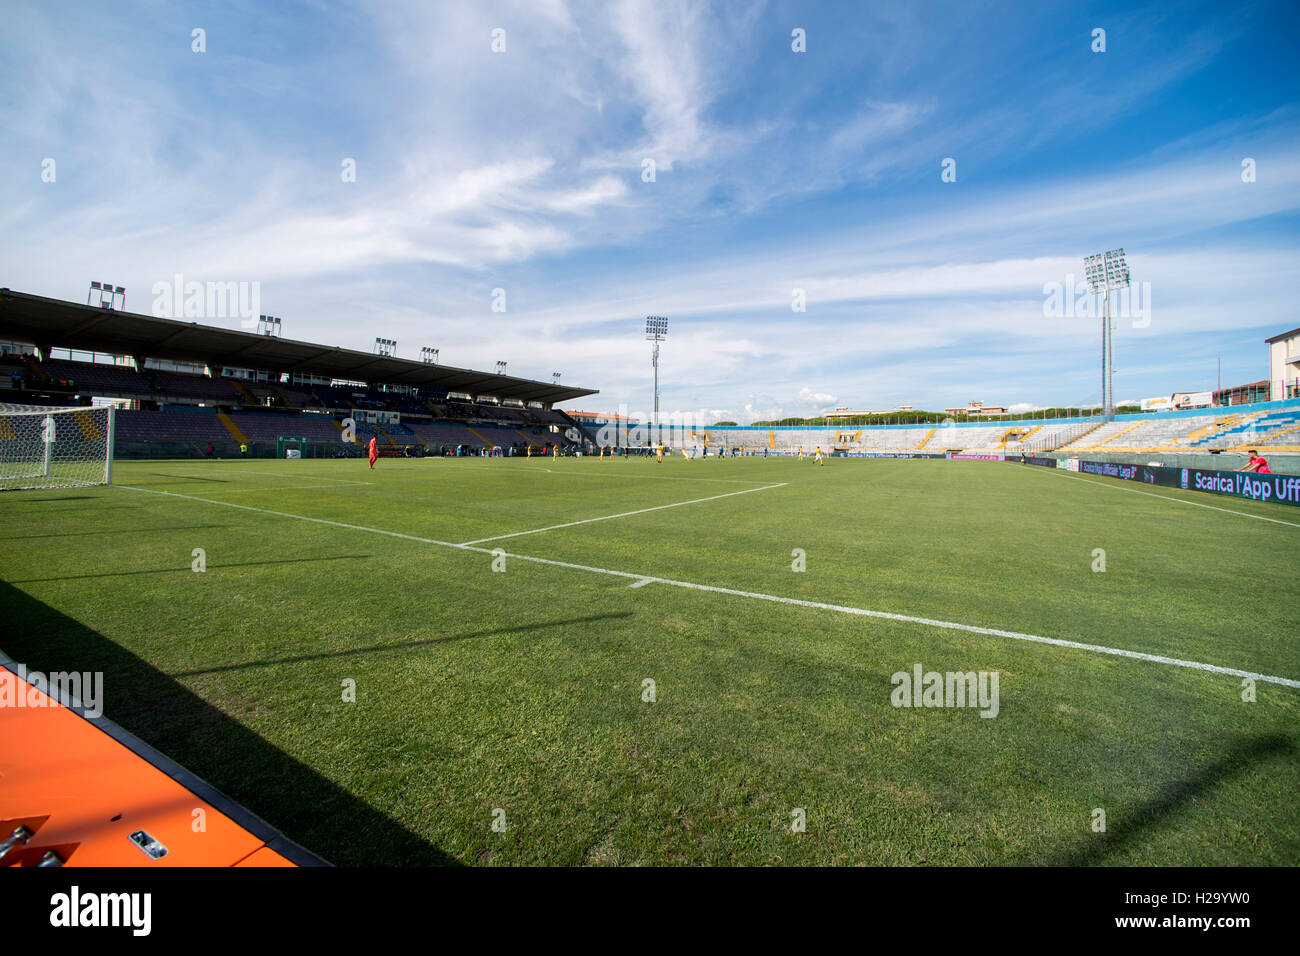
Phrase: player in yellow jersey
[
  {"left": 553, "top": 444, "right": 559, "bottom": 461},
  {"left": 798, "top": 447, "right": 804, "bottom": 461},
  {"left": 680, "top": 447, "right": 691, "bottom": 462},
  {"left": 814, "top": 445, "right": 824, "bottom": 465},
  {"left": 655, "top": 443, "right": 664, "bottom": 463}
]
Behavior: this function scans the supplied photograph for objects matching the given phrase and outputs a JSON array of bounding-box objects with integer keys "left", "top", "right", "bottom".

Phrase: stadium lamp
[
  {"left": 552, "top": 371, "right": 561, "bottom": 385},
  {"left": 496, "top": 361, "right": 508, "bottom": 376},
  {"left": 421, "top": 347, "right": 439, "bottom": 365},
  {"left": 645, "top": 316, "right": 668, "bottom": 424},
  {"left": 374, "top": 337, "right": 397, "bottom": 357},
  {"left": 1082, "top": 248, "right": 1129, "bottom": 421},
  {"left": 256, "top": 315, "right": 282, "bottom": 337},
  {"left": 87, "top": 281, "right": 123, "bottom": 310}
]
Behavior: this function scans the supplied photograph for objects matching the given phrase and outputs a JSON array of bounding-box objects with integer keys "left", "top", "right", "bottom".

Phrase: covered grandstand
[{"left": 0, "top": 289, "right": 597, "bottom": 458}]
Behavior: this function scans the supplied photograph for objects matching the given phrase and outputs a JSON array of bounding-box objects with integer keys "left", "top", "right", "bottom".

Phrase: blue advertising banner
[
  {"left": 1180, "top": 467, "right": 1300, "bottom": 505},
  {"left": 1076, "top": 460, "right": 1300, "bottom": 506}
]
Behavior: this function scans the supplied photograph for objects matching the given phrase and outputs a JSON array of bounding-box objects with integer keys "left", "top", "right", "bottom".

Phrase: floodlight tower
[
  {"left": 1083, "top": 248, "right": 1130, "bottom": 421},
  {"left": 645, "top": 316, "right": 668, "bottom": 425},
  {"left": 496, "top": 361, "right": 508, "bottom": 376},
  {"left": 88, "top": 282, "right": 125, "bottom": 310},
  {"left": 421, "top": 347, "right": 439, "bottom": 364},
  {"left": 374, "top": 337, "right": 396, "bottom": 356}
]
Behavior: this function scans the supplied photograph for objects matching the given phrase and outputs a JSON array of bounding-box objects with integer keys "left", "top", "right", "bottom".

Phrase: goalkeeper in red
[{"left": 368, "top": 435, "right": 378, "bottom": 469}]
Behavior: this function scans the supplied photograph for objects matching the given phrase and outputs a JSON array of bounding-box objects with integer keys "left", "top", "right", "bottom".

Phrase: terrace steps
[
  {"left": 21, "top": 356, "right": 49, "bottom": 383},
  {"left": 1232, "top": 423, "right": 1300, "bottom": 450},
  {"left": 1162, "top": 412, "right": 1258, "bottom": 451},
  {"left": 73, "top": 409, "right": 103, "bottom": 442},
  {"left": 217, "top": 412, "right": 249, "bottom": 444},
  {"left": 916, "top": 427, "right": 936, "bottom": 449},
  {"left": 1085, "top": 419, "right": 1148, "bottom": 451},
  {"left": 331, "top": 419, "right": 358, "bottom": 443},
  {"left": 230, "top": 379, "right": 258, "bottom": 406},
  {"left": 1054, "top": 420, "right": 1106, "bottom": 451},
  {"left": 1000, "top": 425, "right": 1041, "bottom": 448}
]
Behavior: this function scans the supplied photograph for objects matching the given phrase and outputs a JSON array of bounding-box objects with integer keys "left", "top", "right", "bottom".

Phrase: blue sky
[{"left": 3, "top": 0, "right": 1298, "bottom": 421}]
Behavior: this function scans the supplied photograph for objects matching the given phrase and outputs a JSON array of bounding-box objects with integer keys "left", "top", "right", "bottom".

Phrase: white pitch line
[
  {"left": 1026, "top": 466, "right": 1300, "bottom": 529},
  {"left": 523, "top": 468, "right": 781, "bottom": 486},
  {"left": 458, "top": 482, "right": 788, "bottom": 545},
  {"left": 193, "top": 484, "right": 374, "bottom": 494},
  {"left": 114, "top": 484, "right": 1300, "bottom": 690}
]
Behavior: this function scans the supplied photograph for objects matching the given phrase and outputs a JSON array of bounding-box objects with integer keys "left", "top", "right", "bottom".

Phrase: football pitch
[{"left": 1, "top": 455, "right": 1297, "bottom": 866}]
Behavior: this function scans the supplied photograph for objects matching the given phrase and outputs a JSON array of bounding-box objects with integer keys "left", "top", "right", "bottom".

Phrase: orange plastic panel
[{"left": 0, "top": 670, "right": 296, "bottom": 867}]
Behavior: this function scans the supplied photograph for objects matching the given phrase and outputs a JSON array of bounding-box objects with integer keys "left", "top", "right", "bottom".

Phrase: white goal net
[{"left": 0, "top": 404, "right": 115, "bottom": 491}]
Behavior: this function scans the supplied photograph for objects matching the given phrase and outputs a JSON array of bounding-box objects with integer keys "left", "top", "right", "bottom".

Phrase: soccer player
[
  {"left": 368, "top": 436, "right": 378, "bottom": 469},
  {"left": 1239, "top": 449, "right": 1272, "bottom": 474},
  {"left": 656, "top": 443, "right": 664, "bottom": 463},
  {"left": 798, "top": 447, "right": 804, "bottom": 461},
  {"left": 681, "top": 447, "right": 691, "bottom": 462},
  {"left": 814, "top": 445, "right": 824, "bottom": 466}
]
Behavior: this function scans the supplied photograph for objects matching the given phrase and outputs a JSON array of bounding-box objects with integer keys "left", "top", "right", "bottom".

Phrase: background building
[{"left": 1267, "top": 328, "right": 1300, "bottom": 401}]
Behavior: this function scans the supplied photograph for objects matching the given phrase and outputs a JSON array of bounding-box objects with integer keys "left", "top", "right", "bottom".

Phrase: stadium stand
[
  {"left": 148, "top": 370, "right": 238, "bottom": 402},
  {"left": 115, "top": 410, "right": 234, "bottom": 443},
  {"left": 228, "top": 411, "right": 349, "bottom": 443},
  {"left": 42, "top": 359, "right": 148, "bottom": 395}
]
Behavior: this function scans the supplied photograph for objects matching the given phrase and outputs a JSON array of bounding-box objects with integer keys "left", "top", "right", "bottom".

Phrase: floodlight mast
[
  {"left": 1083, "top": 248, "right": 1130, "bottom": 421},
  {"left": 645, "top": 316, "right": 668, "bottom": 425},
  {"left": 87, "top": 281, "right": 124, "bottom": 310}
]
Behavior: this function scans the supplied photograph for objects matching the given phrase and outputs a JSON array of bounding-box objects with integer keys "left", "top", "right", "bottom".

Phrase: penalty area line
[
  {"left": 113, "top": 483, "right": 1300, "bottom": 690},
  {"left": 458, "top": 482, "right": 788, "bottom": 545}
]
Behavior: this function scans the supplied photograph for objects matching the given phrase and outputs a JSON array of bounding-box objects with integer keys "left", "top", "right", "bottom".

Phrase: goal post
[
  {"left": 0, "top": 404, "right": 115, "bottom": 491},
  {"left": 277, "top": 435, "right": 308, "bottom": 459}
]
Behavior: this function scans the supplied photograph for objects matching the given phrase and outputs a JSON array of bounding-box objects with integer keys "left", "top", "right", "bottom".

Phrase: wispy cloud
[{"left": 2, "top": 0, "right": 1297, "bottom": 423}]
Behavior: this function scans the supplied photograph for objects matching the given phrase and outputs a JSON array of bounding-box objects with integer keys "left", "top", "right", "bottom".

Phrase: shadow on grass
[
  {"left": 1, "top": 495, "right": 99, "bottom": 502},
  {"left": 0, "top": 523, "right": 233, "bottom": 541},
  {"left": 172, "top": 611, "right": 637, "bottom": 677},
  {"left": 0, "top": 580, "right": 460, "bottom": 866},
  {"left": 1049, "top": 733, "right": 1296, "bottom": 866},
  {"left": 10, "top": 554, "right": 373, "bottom": 583}
]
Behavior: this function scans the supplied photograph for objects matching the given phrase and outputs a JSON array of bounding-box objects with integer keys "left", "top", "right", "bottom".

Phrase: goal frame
[{"left": 0, "top": 403, "right": 116, "bottom": 490}]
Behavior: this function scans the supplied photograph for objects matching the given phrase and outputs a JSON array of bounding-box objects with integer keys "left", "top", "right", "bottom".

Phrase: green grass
[{"left": 1, "top": 455, "right": 1297, "bottom": 865}]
